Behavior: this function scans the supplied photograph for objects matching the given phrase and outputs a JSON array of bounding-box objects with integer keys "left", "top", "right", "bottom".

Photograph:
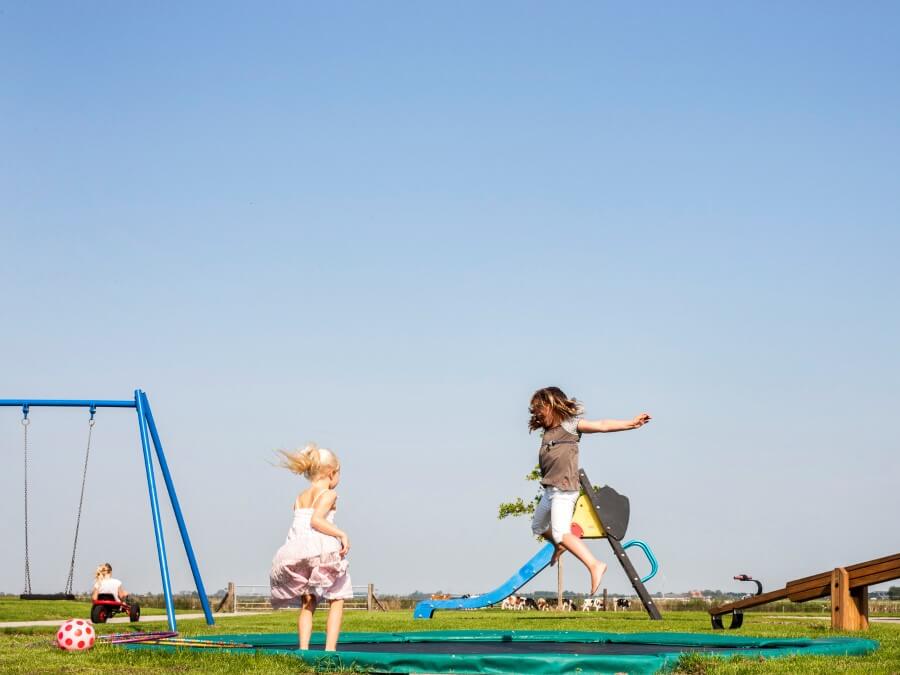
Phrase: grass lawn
[
  {"left": 1, "top": 605, "right": 898, "bottom": 673},
  {"left": 0, "top": 598, "right": 166, "bottom": 622}
]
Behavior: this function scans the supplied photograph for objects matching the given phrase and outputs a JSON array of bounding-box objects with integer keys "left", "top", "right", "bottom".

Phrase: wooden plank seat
[{"left": 709, "top": 552, "right": 900, "bottom": 631}]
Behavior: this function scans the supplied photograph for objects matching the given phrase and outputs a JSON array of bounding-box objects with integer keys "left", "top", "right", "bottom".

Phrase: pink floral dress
[{"left": 270, "top": 500, "right": 352, "bottom": 606}]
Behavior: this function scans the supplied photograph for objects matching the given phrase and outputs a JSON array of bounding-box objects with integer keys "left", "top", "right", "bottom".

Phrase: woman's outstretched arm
[{"left": 577, "top": 413, "right": 651, "bottom": 433}]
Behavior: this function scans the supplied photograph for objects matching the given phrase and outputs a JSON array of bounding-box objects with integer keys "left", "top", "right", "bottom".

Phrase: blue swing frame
[{"left": 1, "top": 390, "right": 214, "bottom": 631}]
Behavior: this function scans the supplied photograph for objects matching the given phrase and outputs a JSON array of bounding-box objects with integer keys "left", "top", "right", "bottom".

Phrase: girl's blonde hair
[
  {"left": 278, "top": 442, "right": 340, "bottom": 480},
  {"left": 528, "top": 386, "right": 581, "bottom": 431},
  {"left": 95, "top": 563, "right": 112, "bottom": 583}
]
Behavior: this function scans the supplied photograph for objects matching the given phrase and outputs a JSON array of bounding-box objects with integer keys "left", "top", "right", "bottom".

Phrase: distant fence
[
  {"left": 228, "top": 583, "right": 383, "bottom": 613},
  {"left": 208, "top": 586, "right": 898, "bottom": 615},
  {"left": 870, "top": 600, "right": 900, "bottom": 614},
  {"left": 648, "top": 598, "right": 900, "bottom": 614}
]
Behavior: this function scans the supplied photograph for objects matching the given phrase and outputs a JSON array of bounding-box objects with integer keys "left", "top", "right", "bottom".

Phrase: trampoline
[{"left": 127, "top": 629, "right": 878, "bottom": 674}]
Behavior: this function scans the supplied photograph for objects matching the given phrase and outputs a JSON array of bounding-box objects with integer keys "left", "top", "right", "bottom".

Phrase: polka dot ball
[{"left": 56, "top": 619, "right": 95, "bottom": 651}]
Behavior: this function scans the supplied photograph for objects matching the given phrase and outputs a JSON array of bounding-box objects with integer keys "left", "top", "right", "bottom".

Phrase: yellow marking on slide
[{"left": 571, "top": 493, "right": 606, "bottom": 539}]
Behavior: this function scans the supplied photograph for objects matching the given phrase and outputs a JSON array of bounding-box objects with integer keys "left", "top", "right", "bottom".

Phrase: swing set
[{"left": 1, "top": 390, "right": 214, "bottom": 631}]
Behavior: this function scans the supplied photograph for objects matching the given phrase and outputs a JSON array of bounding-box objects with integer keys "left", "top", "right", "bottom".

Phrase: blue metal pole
[
  {"left": 0, "top": 399, "right": 135, "bottom": 408},
  {"left": 140, "top": 391, "right": 215, "bottom": 626},
  {"left": 134, "top": 390, "right": 177, "bottom": 632}
]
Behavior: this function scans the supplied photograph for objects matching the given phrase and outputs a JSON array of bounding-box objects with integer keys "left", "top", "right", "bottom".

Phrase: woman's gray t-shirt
[{"left": 538, "top": 407, "right": 585, "bottom": 491}]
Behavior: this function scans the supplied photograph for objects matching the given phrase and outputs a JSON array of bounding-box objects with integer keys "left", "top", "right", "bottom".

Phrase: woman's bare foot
[
  {"left": 550, "top": 544, "right": 565, "bottom": 566},
  {"left": 590, "top": 561, "right": 607, "bottom": 595}
]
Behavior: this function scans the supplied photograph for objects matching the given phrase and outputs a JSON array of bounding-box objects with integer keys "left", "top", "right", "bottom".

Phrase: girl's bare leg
[
  {"left": 545, "top": 529, "right": 607, "bottom": 594},
  {"left": 298, "top": 594, "right": 317, "bottom": 649},
  {"left": 561, "top": 533, "right": 607, "bottom": 594},
  {"left": 542, "top": 529, "right": 566, "bottom": 566},
  {"left": 324, "top": 599, "right": 344, "bottom": 651}
]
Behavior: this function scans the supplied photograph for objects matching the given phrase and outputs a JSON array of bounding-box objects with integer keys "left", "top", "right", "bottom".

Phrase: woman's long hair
[
  {"left": 94, "top": 563, "right": 112, "bottom": 585},
  {"left": 528, "top": 386, "right": 582, "bottom": 431},
  {"left": 277, "top": 442, "right": 340, "bottom": 479}
]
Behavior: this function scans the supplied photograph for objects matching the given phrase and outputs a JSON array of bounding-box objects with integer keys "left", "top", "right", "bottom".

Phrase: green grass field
[
  {"left": 1, "top": 603, "right": 898, "bottom": 674},
  {"left": 0, "top": 598, "right": 166, "bottom": 622}
]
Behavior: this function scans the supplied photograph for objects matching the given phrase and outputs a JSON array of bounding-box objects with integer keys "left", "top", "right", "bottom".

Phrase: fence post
[
  {"left": 557, "top": 558, "right": 563, "bottom": 610},
  {"left": 367, "top": 583, "right": 374, "bottom": 612},
  {"left": 229, "top": 582, "right": 236, "bottom": 613},
  {"left": 603, "top": 588, "right": 608, "bottom": 611}
]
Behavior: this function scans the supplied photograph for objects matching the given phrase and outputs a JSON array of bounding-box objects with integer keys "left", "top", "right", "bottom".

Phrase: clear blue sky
[{"left": 1, "top": 2, "right": 898, "bottom": 598}]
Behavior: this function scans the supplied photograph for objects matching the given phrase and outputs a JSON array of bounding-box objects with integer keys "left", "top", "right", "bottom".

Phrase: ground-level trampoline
[{"left": 126, "top": 629, "right": 878, "bottom": 674}]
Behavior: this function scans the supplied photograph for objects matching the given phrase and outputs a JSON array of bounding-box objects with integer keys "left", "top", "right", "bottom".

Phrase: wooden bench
[{"left": 709, "top": 552, "right": 900, "bottom": 631}]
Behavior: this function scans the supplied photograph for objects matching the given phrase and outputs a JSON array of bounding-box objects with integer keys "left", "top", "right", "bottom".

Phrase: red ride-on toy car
[{"left": 91, "top": 594, "right": 141, "bottom": 623}]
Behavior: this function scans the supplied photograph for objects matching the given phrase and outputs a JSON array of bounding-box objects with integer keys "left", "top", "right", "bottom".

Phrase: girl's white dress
[{"left": 269, "top": 506, "right": 352, "bottom": 606}]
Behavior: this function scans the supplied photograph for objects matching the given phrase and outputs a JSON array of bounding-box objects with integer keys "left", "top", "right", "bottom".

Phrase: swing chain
[
  {"left": 65, "top": 407, "right": 96, "bottom": 597},
  {"left": 22, "top": 408, "right": 31, "bottom": 596}
]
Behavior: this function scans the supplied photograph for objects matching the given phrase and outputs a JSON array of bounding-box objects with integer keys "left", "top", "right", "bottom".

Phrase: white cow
[{"left": 582, "top": 597, "right": 605, "bottom": 611}]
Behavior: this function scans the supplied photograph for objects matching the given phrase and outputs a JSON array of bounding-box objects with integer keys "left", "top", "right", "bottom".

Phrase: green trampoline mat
[{"left": 126, "top": 629, "right": 879, "bottom": 674}]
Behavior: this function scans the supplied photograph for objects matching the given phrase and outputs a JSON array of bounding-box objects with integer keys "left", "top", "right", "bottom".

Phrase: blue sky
[{"left": 1, "top": 2, "right": 898, "bottom": 599}]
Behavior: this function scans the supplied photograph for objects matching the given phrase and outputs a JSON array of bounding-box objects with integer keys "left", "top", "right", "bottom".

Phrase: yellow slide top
[{"left": 570, "top": 493, "right": 606, "bottom": 539}]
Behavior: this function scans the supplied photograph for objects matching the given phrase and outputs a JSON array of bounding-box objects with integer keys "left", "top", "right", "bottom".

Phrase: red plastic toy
[{"left": 91, "top": 593, "right": 141, "bottom": 623}]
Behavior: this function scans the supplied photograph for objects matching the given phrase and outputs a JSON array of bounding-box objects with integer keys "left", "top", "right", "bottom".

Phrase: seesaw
[{"left": 710, "top": 552, "right": 900, "bottom": 630}]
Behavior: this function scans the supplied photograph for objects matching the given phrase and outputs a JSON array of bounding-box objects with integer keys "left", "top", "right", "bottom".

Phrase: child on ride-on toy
[{"left": 91, "top": 562, "right": 140, "bottom": 622}]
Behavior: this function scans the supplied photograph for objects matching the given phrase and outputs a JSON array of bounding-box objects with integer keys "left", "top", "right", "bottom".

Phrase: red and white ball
[{"left": 56, "top": 619, "right": 95, "bottom": 651}]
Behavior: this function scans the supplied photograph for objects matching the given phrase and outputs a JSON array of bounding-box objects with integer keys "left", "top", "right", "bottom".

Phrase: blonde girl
[
  {"left": 269, "top": 443, "right": 351, "bottom": 651},
  {"left": 528, "top": 386, "right": 651, "bottom": 595},
  {"left": 91, "top": 563, "right": 129, "bottom": 602}
]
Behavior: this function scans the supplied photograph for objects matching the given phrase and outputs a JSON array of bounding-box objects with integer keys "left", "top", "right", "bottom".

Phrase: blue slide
[{"left": 413, "top": 543, "right": 554, "bottom": 619}]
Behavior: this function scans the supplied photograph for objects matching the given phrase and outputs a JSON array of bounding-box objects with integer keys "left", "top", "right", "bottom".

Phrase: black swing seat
[{"left": 20, "top": 593, "right": 76, "bottom": 601}]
